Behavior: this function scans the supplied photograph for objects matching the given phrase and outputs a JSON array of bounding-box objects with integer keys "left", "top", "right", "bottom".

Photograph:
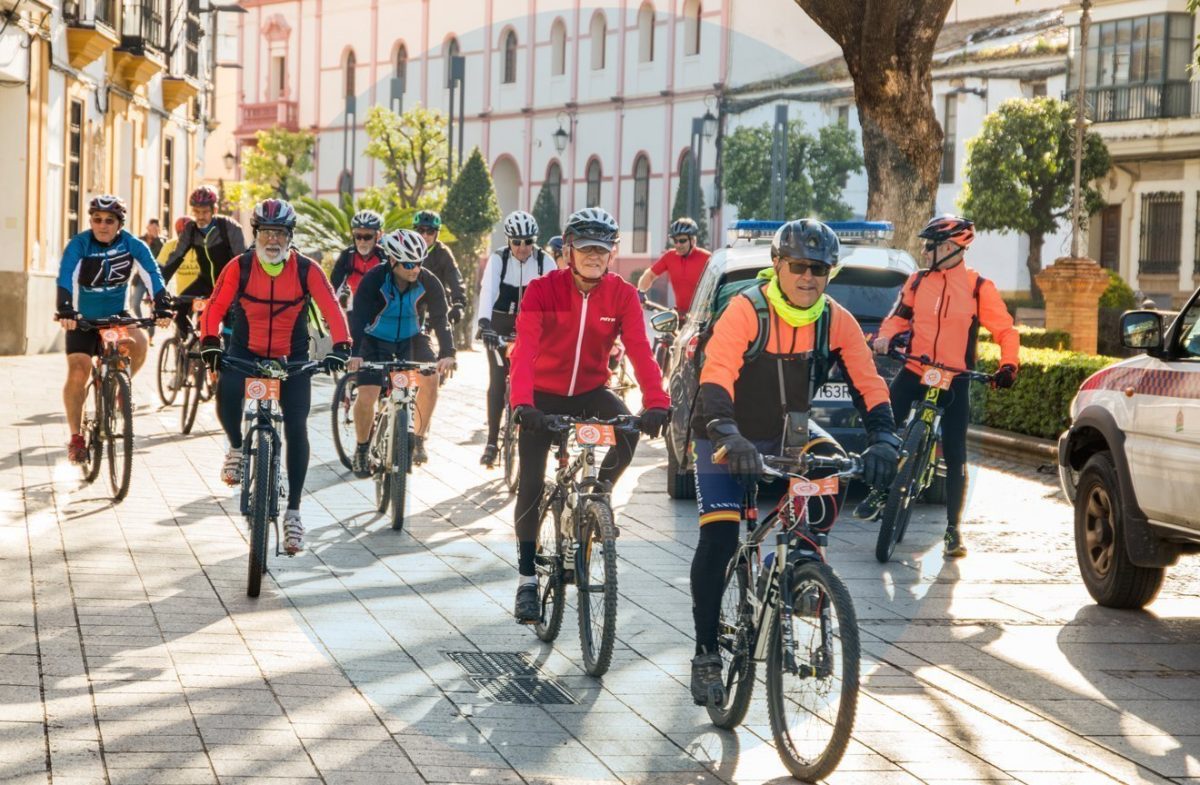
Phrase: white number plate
[{"left": 813, "top": 383, "right": 850, "bottom": 403}]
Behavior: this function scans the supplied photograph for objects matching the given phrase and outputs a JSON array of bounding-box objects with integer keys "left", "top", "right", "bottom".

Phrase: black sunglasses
[
  {"left": 353, "top": 233, "right": 376, "bottom": 241},
  {"left": 398, "top": 261, "right": 421, "bottom": 270},
  {"left": 786, "top": 261, "right": 831, "bottom": 278},
  {"left": 673, "top": 236, "right": 692, "bottom": 244},
  {"left": 509, "top": 238, "right": 535, "bottom": 246}
]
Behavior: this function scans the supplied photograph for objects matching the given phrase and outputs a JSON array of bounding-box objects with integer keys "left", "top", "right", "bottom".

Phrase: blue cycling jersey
[{"left": 56, "top": 229, "right": 166, "bottom": 319}]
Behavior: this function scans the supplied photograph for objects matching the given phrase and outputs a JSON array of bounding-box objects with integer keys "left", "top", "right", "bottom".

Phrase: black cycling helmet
[
  {"left": 413, "top": 210, "right": 442, "bottom": 230},
  {"left": 669, "top": 217, "right": 699, "bottom": 238},
  {"left": 771, "top": 218, "right": 840, "bottom": 268},
  {"left": 547, "top": 235, "right": 564, "bottom": 257},
  {"left": 351, "top": 209, "right": 383, "bottom": 231}
]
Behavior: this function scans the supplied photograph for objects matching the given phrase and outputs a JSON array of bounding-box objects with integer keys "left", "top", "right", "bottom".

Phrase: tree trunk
[
  {"left": 795, "top": 0, "right": 953, "bottom": 260},
  {"left": 1027, "top": 231, "right": 1044, "bottom": 305}
]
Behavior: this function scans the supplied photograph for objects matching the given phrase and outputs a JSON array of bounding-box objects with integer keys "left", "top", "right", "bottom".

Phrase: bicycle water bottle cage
[{"left": 780, "top": 411, "right": 810, "bottom": 459}]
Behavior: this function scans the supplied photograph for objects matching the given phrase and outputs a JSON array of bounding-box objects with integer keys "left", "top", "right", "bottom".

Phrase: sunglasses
[
  {"left": 673, "top": 237, "right": 692, "bottom": 245},
  {"left": 509, "top": 238, "right": 535, "bottom": 247},
  {"left": 91, "top": 216, "right": 118, "bottom": 225},
  {"left": 416, "top": 227, "right": 437, "bottom": 235},
  {"left": 398, "top": 262, "right": 422, "bottom": 270},
  {"left": 786, "top": 261, "right": 831, "bottom": 278},
  {"left": 353, "top": 233, "right": 376, "bottom": 242}
]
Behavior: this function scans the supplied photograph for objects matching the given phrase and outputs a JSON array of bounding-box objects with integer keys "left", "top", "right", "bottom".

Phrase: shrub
[
  {"left": 969, "top": 342, "right": 1118, "bottom": 440},
  {"left": 1099, "top": 270, "right": 1136, "bottom": 310},
  {"left": 979, "top": 325, "right": 1071, "bottom": 350}
]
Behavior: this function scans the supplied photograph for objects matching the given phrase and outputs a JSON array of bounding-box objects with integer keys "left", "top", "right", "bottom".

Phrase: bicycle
[
  {"left": 874, "top": 351, "right": 994, "bottom": 564},
  {"left": 643, "top": 297, "right": 679, "bottom": 375},
  {"left": 531, "top": 414, "right": 641, "bottom": 677},
  {"left": 75, "top": 316, "right": 157, "bottom": 502},
  {"left": 156, "top": 295, "right": 214, "bottom": 434},
  {"left": 218, "top": 355, "right": 325, "bottom": 597},
  {"left": 359, "top": 359, "right": 438, "bottom": 532},
  {"left": 330, "top": 370, "right": 360, "bottom": 471},
  {"left": 481, "top": 329, "right": 519, "bottom": 494},
  {"left": 707, "top": 449, "right": 863, "bottom": 782}
]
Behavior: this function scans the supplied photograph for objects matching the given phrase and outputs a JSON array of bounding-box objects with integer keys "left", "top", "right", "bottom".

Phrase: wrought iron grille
[{"left": 1138, "top": 191, "right": 1184, "bottom": 276}]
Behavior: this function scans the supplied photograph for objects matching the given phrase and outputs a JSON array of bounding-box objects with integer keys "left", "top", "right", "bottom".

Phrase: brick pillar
[{"left": 1036, "top": 256, "right": 1111, "bottom": 355}]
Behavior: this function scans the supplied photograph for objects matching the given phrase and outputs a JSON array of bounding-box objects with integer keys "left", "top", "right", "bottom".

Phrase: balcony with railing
[
  {"left": 62, "top": 0, "right": 120, "bottom": 69},
  {"left": 1067, "top": 81, "right": 1200, "bottom": 123},
  {"left": 113, "top": 0, "right": 166, "bottom": 88},
  {"left": 238, "top": 101, "right": 301, "bottom": 135}
]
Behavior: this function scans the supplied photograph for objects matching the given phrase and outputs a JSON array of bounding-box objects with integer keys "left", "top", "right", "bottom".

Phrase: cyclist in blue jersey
[{"left": 56, "top": 195, "right": 172, "bottom": 463}]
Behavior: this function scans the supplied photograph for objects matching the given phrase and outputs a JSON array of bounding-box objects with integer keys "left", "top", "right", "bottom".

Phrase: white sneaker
[
  {"left": 283, "top": 511, "right": 305, "bottom": 556},
  {"left": 221, "top": 448, "right": 243, "bottom": 486}
]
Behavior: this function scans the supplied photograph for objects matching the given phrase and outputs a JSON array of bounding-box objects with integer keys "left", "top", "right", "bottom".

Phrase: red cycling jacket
[
  {"left": 201, "top": 250, "right": 350, "bottom": 358},
  {"left": 509, "top": 268, "right": 670, "bottom": 409}
]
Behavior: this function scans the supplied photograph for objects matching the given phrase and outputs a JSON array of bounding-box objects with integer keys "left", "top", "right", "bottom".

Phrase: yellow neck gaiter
[
  {"left": 757, "top": 268, "right": 826, "bottom": 327},
  {"left": 257, "top": 251, "right": 287, "bottom": 278}
]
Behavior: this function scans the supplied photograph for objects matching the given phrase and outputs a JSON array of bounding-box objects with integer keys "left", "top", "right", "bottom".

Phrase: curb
[{"left": 967, "top": 424, "right": 1057, "bottom": 466}]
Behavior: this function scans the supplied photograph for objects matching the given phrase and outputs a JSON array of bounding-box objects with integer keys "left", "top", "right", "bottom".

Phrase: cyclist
[
  {"left": 198, "top": 199, "right": 350, "bottom": 556},
  {"left": 161, "top": 185, "right": 246, "bottom": 336},
  {"left": 346, "top": 229, "right": 457, "bottom": 474},
  {"left": 413, "top": 210, "right": 467, "bottom": 326},
  {"left": 546, "top": 235, "right": 566, "bottom": 268},
  {"left": 866, "top": 215, "right": 1019, "bottom": 559},
  {"left": 508, "top": 207, "right": 670, "bottom": 623},
  {"left": 330, "top": 210, "right": 386, "bottom": 308},
  {"left": 130, "top": 218, "right": 163, "bottom": 343},
  {"left": 636, "top": 217, "right": 711, "bottom": 317},
  {"left": 56, "top": 195, "right": 172, "bottom": 463},
  {"left": 157, "top": 217, "right": 197, "bottom": 293},
  {"left": 686, "top": 218, "right": 901, "bottom": 705},
  {"left": 475, "top": 210, "right": 554, "bottom": 467}
]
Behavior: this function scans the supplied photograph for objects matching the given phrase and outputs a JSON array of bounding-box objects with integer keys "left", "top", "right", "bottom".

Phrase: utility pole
[
  {"left": 768, "top": 105, "right": 788, "bottom": 221},
  {"left": 1069, "top": 0, "right": 1092, "bottom": 259}
]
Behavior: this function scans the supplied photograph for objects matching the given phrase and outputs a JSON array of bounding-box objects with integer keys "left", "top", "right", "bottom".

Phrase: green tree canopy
[
  {"left": 364, "top": 104, "right": 449, "bottom": 208},
  {"left": 960, "top": 97, "right": 1111, "bottom": 301},
  {"left": 241, "top": 128, "right": 315, "bottom": 202},
  {"left": 531, "top": 183, "right": 562, "bottom": 245},
  {"left": 670, "top": 155, "right": 709, "bottom": 247},
  {"left": 443, "top": 147, "right": 501, "bottom": 346},
  {"left": 721, "top": 119, "right": 863, "bottom": 222}
]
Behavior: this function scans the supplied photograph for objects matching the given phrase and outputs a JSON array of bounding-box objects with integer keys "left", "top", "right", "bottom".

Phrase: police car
[
  {"left": 1057, "top": 286, "right": 1200, "bottom": 608},
  {"left": 658, "top": 220, "right": 918, "bottom": 498}
]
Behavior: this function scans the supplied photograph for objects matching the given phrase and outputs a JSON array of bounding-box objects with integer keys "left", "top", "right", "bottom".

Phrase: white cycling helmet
[
  {"left": 379, "top": 228, "right": 428, "bottom": 265},
  {"left": 564, "top": 207, "right": 620, "bottom": 250},
  {"left": 503, "top": 210, "right": 539, "bottom": 240}
]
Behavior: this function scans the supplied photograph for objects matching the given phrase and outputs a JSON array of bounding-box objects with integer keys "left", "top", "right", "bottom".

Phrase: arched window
[
  {"left": 546, "top": 160, "right": 562, "bottom": 225},
  {"left": 632, "top": 155, "right": 650, "bottom": 253},
  {"left": 637, "top": 3, "right": 655, "bottom": 64},
  {"left": 395, "top": 43, "right": 407, "bottom": 83},
  {"left": 502, "top": 29, "right": 518, "bottom": 84},
  {"left": 589, "top": 11, "right": 606, "bottom": 71},
  {"left": 683, "top": 0, "right": 701, "bottom": 57},
  {"left": 550, "top": 18, "right": 567, "bottom": 77},
  {"left": 445, "top": 36, "right": 460, "bottom": 88},
  {"left": 343, "top": 49, "right": 356, "bottom": 98},
  {"left": 586, "top": 159, "right": 602, "bottom": 207}
]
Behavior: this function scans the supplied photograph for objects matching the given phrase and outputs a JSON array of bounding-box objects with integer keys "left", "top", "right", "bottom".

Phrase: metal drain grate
[{"left": 446, "top": 651, "right": 578, "bottom": 706}]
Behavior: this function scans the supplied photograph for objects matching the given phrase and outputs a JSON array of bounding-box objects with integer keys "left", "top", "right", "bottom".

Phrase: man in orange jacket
[{"left": 867, "top": 215, "right": 1019, "bottom": 558}]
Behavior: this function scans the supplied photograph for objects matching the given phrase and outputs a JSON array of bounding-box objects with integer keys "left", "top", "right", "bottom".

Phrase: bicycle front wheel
[
  {"left": 180, "top": 356, "right": 204, "bottom": 435},
  {"left": 331, "top": 373, "right": 359, "bottom": 471},
  {"left": 502, "top": 409, "right": 519, "bottom": 495},
  {"left": 106, "top": 372, "right": 134, "bottom": 502},
  {"left": 81, "top": 377, "right": 103, "bottom": 483},
  {"left": 533, "top": 499, "right": 566, "bottom": 642},
  {"left": 576, "top": 500, "right": 619, "bottom": 677},
  {"left": 708, "top": 556, "right": 756, "bottom": 729},
  {"left": 373, "top": 410, "right": 391, "bottom": 515},
  {"left": 389, "top": 406, "right": 410, "bottom": 532},
  {"left": 247, "top": 433, "right": 272, "bottom": 598},
  {"left": 877, "top": 420, "right": 929, "bottom": 563},
  {"left": 156, "top": 336, "right": 182, "bottom": 406},
  {"left": 766, "top": 560, "right": 860, "bottom": 783}
]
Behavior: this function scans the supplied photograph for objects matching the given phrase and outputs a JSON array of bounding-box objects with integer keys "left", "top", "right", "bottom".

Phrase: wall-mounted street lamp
[
  {"left": 223, "top": 150, "right": 236, "bottom": 172},
  {"left": 553, "top": 111, "right": 573, "bottom": 154}
]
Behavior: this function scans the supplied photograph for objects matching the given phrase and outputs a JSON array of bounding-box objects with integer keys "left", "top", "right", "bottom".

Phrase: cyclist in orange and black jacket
[
  {"left": 869, "top": 215, "right": 1020, "bottom": 559},
  {"left": 160, "top": 185, "right": 246, "bottom": 336}
]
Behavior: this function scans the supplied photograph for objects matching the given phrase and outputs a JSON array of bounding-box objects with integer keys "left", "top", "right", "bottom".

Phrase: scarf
[{"left": 757, "top": 268, "right": 826, "bottom": 327}]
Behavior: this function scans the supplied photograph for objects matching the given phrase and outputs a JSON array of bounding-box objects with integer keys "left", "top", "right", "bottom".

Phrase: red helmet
[
  {"left": 189, "top": 185, "right": 219, "bottom": 208},
  {"left": 919, "top": 215, "right": 975, "bottom": 249},
  {"left": 251, "top": 198, "right": 297, "bottom": 231},
  {"left": 174, "top": 215, "right": 193, "bottom": 235}
]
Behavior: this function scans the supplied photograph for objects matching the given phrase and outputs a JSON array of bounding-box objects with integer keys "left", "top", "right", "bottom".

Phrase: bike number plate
[
  {"left": 192, "top": 297, "right": 208, "bottom": 313},
  {"left": 575, "top": 423, "right": 617, "bottom": 447},
  {"left": 390, "top": 370, "right": 419, "bottom": 390},
  {"left": 921, "top": 366, "right": 952, "bottom": 390},
  {"left": 100, "top": 326, "right": 129, "bottom": 345},
  {"left": 789, "top": 476, "right": 840, "bottom": 499},
  {"left": 244, "top": 378, "right": 281, "bottom": 401}
]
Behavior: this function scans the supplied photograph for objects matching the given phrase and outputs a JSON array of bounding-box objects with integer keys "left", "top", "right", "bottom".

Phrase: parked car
[
  {"left": 660, "top": 221, "right": 918, "bottom": 499},
  {"left": 1057, "top": 285, "right": 1200, "bottom": 608}
]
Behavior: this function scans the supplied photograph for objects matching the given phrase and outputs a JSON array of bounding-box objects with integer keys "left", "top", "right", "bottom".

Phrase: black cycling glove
[
  {"left": 862, "top": 430, "right": 901, "bottom": 489},
  {"left": 514, "top": 405, "right": 546, "bottom": 433},
  {"left": 706, "top": 418, "right": 762, "bottom": 487},
  {"left": 639, "top": 408, "right": 670, "bottom": 439},
  {"left": 199, "top": 336, "right": 223, "bottom": 373}
]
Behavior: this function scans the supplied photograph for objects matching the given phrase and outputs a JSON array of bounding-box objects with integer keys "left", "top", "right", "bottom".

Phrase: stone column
[{"left": 1036, "top": 256, "right": 1111, "bottom": 356}]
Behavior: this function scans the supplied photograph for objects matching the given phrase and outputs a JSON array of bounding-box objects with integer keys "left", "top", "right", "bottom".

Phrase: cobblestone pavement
[{"left": 2, "top": 347, "right": 1199, "bottom": 785}]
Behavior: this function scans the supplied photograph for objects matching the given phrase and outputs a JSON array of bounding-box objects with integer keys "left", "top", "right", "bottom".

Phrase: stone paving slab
[{"left": 2, "top": 348, "right": 1198, "bottom": 784}]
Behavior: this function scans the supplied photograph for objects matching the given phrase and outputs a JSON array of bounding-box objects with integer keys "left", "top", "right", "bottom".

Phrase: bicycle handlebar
[
  {"left": 356, "top": 360, "right": 439, "bottom": 376},
  {"left": 641, "top": 298, "right": 673, "bottom": 314},
  {"left": 479, "top": 329, "right": 514, "bottom": 347},
  {"left": 543, "top": 414, "right": 642, "bottom": 433},
  {"left": 217, "top": 356, "right": 324, "bottom": 379},
  {"left": 888, "top": 350, "right": 994, "bottom": 383},
  {"left": 761, "top": 453, "right": 863, "bottom": 481},
  {"left": 74, "top": 316, "right": 158, "bottom": 331}
]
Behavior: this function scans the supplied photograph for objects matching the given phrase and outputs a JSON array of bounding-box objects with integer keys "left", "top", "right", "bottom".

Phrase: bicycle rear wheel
[
  {"left": 81, "top": 377, "right": 103, "bottom": 483},
  {"left": 708, "top": 555, "right": 756, "bottom": 729},
  {"left": 106, "top": 372, "right": 134, "bottom": 502},
  {"left": 389, "top": 406, "right": 410, "bottom": 532},
  {"left": 180, "top": 356, "right": 203, "bottom": 435},
  {"left": 766, "top": 560, "right": 860, "bottom": 783},
  {"left": 156, "top": 336, "right": 182, "bottom": 406},
  {"left": 533, "top": 499, "right": 566, "bottom": 642},
  {"left": 247, "top": 432, "right": 272, "bottom": 598},
  {"left": 576, "top": 500, "right": 619, "bottom": 677},
  {"left": 331, "top": 373, "right": 359, "bottom": 471},
  {"left": 876, "top": 420, "right": 928, "bottom": 564},
  {"left": 502, "top": 409, "right": 519, "bottom": 495}
]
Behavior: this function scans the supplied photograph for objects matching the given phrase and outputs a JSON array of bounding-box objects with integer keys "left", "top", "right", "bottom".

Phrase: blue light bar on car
[{"left": 728, "top": 219, "right": 894, "bottom": 243}]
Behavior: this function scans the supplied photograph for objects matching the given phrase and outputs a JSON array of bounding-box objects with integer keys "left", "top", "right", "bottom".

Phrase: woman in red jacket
[{"left": 507, "top": 207, "right": 671, "bottom": 623}]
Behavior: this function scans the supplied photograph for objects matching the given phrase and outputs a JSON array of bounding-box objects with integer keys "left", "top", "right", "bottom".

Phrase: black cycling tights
[
  {"left": 217, "top": 356, "right": 312, "bottom": 511},
  {"left": 890, "top": 367, "right": 970, "bottom": 528},
  {"left": 485, "top": 349, "right": 509, "bottom": 446},
  {"left": 691, "top": 521, "right": 740, "bottom": 656},
  {"left": 514, "top": 387, "right": 638, "bottom": 576}
]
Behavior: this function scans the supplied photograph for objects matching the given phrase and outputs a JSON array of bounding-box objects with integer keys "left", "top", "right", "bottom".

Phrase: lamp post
[
  {"left": 447, "top": 55, "right": 465, "bottom": 181},
  {"left": 1069, "top": 0, "right": 1092, "bottom": 259},
  {"left": 688, "top": 108, "right": 718, "bottom": 223}
]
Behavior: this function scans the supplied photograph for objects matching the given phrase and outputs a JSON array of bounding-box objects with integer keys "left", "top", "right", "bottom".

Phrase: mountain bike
[
  {"left": 219, "top": 355, "right": 324, "bottom": 597},
  {"left": 481, "top": 330, "right": 520, "bottom": 494},
  {"left": 606, "top": 344, "right": 636, "bottom": 401},
  {"left": 156, "top": 295, "right": 214, "bottom": 434},
  {"left": 532, "top": 414, "right": 641, "bottom": 677},
  {"left": 643, "top": 297, "right": 679, "bottom": 375},
  {"left": 76, "top": 317, "right": 157, "bottom": 502},
  {"left": 330, "top": 370, "right": 359, "bottom": 471},
  {"left": 360, "top": 360, "right": 438, "bottom": 532},
  {"left": 875, "top": 351, "right": 994, "bottom": 564},
  {"left": 708, "top": 449, "right": 863, "bottom": 782}
]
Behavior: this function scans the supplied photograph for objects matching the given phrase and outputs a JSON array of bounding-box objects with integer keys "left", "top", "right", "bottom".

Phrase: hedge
[
  {"left": 979, "top": 325, "right": 1071, "bottom": 351},
  {"left": 968, "top": 342, "right": 1119, "bottom": 440}
]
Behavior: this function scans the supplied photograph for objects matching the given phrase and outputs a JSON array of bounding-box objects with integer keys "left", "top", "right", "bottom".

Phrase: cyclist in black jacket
[
  {"left": 413, "top": 210, "right": 466, "bottom": 325},
  {"left": 160, "top": 185, "right": 246, "bottom": 335}
]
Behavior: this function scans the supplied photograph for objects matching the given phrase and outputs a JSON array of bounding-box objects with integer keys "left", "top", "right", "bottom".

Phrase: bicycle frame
[{"left": 364, "top": 361, "right": 436, "bottom": 474}]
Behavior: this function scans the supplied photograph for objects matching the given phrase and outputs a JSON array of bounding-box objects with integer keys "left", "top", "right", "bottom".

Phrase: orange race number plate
[
  {"left": 788, "top": 476, "right": 840, "bottom": 499},
  {"left": 575, "top": 423, "right": 617, "bottom": 447},
  {"left": 389, "top": 370, "right": 420, "bottom": 390},
  {"left": 100, "top": 326, "right": 129, "bottom": 345},
  {"left": 921, "top": 366, "right": 952, "bottom": 390},
  {"left": 192, "top": 297, "right": 208, "bottom": 313},
  {"left": 244, "top": 378, "right": 281, "bottom": 401}
]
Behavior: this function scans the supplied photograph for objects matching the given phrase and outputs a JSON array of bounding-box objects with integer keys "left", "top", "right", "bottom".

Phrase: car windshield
[
  {"left": 826, "top": 267, "right": 908, "bottom": 323},
  {"left": 1178, "top": 296, "right": 1200, "bottom": 359}
]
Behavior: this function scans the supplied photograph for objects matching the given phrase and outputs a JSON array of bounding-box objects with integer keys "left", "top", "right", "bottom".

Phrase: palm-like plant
[{"left": 293, "top": 191, "right": 454, "bottom": 258}]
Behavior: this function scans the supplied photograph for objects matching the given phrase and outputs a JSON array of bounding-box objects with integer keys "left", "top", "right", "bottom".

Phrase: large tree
[
  {"left": 531, "top": 184, "right": 561, "bottom": 246},
  {"left": 794, "top": 0, "right": 954, "bottom": 256},
  {"left": 443, "top": 148, "right": 501, "bottom": 347},
  {"left": 364, "top": 104, "right": 449, "bottom": 208},
  {"left": 960, "top": 97, "right": 1110, "bottom": 302},
  {"left": 241, "top": 128, "right": 315, "bottom": 202}
]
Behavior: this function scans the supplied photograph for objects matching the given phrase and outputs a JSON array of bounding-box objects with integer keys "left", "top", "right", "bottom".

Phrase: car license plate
[{"left": 814, "top": 383, "right": 849, "bottom": 402}]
